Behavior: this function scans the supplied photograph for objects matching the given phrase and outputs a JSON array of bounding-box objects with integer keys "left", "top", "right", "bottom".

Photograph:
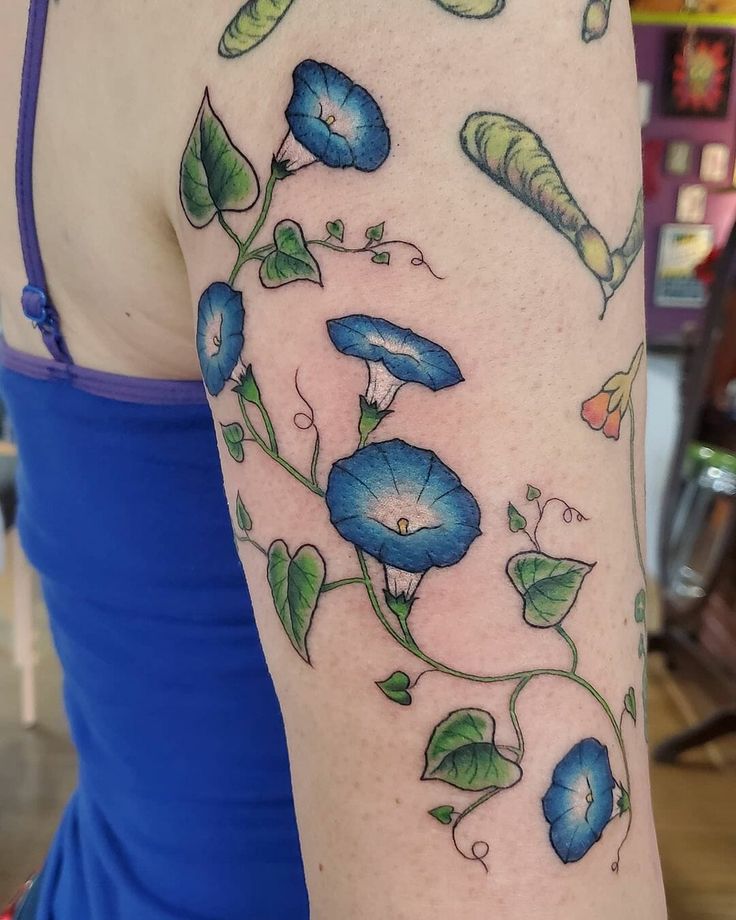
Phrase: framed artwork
[
  {"left": 662, "top": 30, "right": 735, "bottom": 119},
  {"left": 700, "top": 142, "right": 731, "bottom": 182},
  {"left": 665, "top": 139, "right": 693, "bottom": 175},
  {"left": 676, "top": 184, "right": 708, "bottom": 223},
  {"left": 654, "top": 223, "right": 714, "bottom": 308}
]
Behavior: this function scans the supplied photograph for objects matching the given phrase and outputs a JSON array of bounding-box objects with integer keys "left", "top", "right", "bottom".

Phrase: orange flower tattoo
[{"left": 581, "top": 344, "right": 644, "bottom": 441}]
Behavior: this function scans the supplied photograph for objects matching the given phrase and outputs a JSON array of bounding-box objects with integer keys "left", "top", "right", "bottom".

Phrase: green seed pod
[
  {"left": 582, "top": 0, "right": 611, "bottom": 43},
  {"left": 432, "top": 0, "right": 505, "bottom": 17},
  {"left": 219, "top": 0, "right": 296, "bottom": 58},
  {"left": 461, "top": 112, "right": 613, "bottom": 280}
]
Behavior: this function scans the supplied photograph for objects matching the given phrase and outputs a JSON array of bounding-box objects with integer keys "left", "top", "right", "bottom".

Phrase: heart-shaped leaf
[
  {"left": 634, "top": 588, "right": 646, "bottom": 623},
  {"left": 526, "top": 484, "right": 541, "bottom": 501},
  {"left": 624, "top": 687, "right": 637, "bottom": 724},
  {"left": 235, "top": 492, "right": 252, "bottom": 532},
  {"left": 423, "top": 709, "right": 522, "bottom": 792},
  {"left": 507, "top": 551, "right": 595, "bottom": 628},
  {"left": 371, "top": 251, "right": 390, "bottom": 265},
  {"left": 260, "top": 220, "right": 322, "bottom": 288},
  {"left": 507, "top": 502, "right": 527, "bottom": 533},
  {"left": 180, "top": 89, "right": 259, "bottom": 228},
  {"left": 267, "top": 540, "right": 325, "bottom": 663},
  {"left": 432, "top": 0, "right": 506, "bottom": 19},
  {"left": 428, "top": 805, "right": 455, "bottom": 825},
  {"left": 376, "top": 670, "right": 412, "bottom": 706},
  {"left": 365, "top": 221, "right": 385, "bottom": 242},
  {"left": 326, "top": 219, "right": 345, "bottom": 242},
  {"left": 221, "top": 422, "right": 245, "bottom": 463},
  {"left": 219, "top": 0, "right": 296, "bottom": 58}
]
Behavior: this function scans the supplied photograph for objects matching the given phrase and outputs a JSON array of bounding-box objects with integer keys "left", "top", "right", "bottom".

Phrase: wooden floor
[{"left": 0, "top": 594, "right": 734, "bottom": 916}]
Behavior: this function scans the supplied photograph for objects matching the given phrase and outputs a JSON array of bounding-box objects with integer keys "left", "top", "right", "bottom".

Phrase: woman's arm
[{"left": 173, "top": 1, "right": 666, "bottom": 915}]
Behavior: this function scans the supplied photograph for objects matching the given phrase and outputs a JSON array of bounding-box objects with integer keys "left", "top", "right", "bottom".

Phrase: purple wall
[{"left": 635, "top": 23, "right": 736, "bottom": 344}]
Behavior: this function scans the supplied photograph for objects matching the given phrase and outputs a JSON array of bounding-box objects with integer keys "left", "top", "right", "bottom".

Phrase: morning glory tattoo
[
  {"left": 216, "top": 0, "right": 612, "bottom": 59},
  {"left": 460, "top": 113, "right": 643, "bottom": 316},
  {"left": 180, "top": 62, "right": 437, "bottom": 389},
  {"left": 197, "top": 289, "right": 636, "bottom": 872}
]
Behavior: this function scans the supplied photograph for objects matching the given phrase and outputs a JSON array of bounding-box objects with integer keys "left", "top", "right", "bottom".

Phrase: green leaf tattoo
[
  {"left": 634, "top": 588, "right": 646, "bottom": 624},
  {"left": 507, "top": 502, "right": 527, "bottom": 533},
  {"left": 179, "top": 89, "right": 259, "bottom": 229},
  {"left": 267, "top": 540, "right": 326, "bottom": 663},
  {"left": 326, "top": 219, "right": 345, "bottom": 243},
  {"left": 365, "top": 222, "right": 385, "bottom": 242},
  {"left": 431, "top": 0, "right": 505, "bottom": 17},
  {"left": 259, "top": 220, "right": 322, "bottom": 288},
  {"left": 428, "top": 805, "right": 455, "bottom": 825},
  {"left": 221, "top": 422, "right": 246, "bottom": 463},
  {"left": 423, "top": 709, "right": 522, "bottom": 792},
  {"left": 371, "top": 251, "right": 390, "bottom": 265},
  {"left": 526, "top": 484, "right": 541, "bottom": 502},
  {"left": 506, "top": 551, "right": 595, "bottom": 628},
  {"left": 218, "top": 0, "right": 297, "bottom": 58},
  {"left": 376, "top": 670, "right": 413, "bottom": 706},
  {"left": 235, "top": 492, "right": 253, "bottom": 532},
  {"left": 624, "top": 686, "right": 637, "bottom": 724}
]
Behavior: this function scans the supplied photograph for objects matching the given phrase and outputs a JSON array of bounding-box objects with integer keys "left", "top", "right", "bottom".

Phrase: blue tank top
[{"left": 1, "top": 2, "right": 308, "bottom": 917}]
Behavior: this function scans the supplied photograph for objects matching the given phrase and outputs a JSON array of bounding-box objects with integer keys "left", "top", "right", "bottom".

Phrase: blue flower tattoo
[
  {"left": 542, "top": 738, "right": 617, "bottom": 864},
  {"left": 327, "top": 314, "right": 463, "bottom": 411},
  {"left": 326, "top": 439, "right": 481, "bottom": 600},
  {"left": 276, "top": 60, "right": 390, "bottom": 173},
  {"left": 196, "top": 282, "right": 244, "bottom": 396}
]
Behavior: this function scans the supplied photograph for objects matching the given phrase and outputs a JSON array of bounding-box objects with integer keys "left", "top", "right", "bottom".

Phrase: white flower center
[
  {"left": 205, "top": 315, "right": 223, "bottom": 358},
  {"left": 369, "top": 494, "right": 442, "bottom": 535},
  {"left": 366, "top": 361, "right": 403, "bottom": 410}
]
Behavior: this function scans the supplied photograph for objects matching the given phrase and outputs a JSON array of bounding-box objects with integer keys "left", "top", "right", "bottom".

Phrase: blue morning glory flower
[
  {"left": 326, "top": 439, "right": 481, "bottom": 598},
  {"left": 276, "top": 60, "right": 390, "bottom": 173},
  {"left": 542, "top": 738, "right": 616, "bottom": 864},
  {"left": 327, "top": 315, "right": 463, "bottom": 410},
  {"left": 196, "top": 282, "right": 244, "bottom": 396}
]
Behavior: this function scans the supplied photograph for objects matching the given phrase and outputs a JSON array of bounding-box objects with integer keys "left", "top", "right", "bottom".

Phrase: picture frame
[
  {"left": 654, "top": 223, "right": 714, "bottom": 308},
  {"left": 662, "top": 29, "right": 735, "bottom": 119},
  {"left": 665, "top": 140, "right": 693, "bottom": 176},
  {"left": 676, "top": 184, "right": 708, "bottom": 223}
]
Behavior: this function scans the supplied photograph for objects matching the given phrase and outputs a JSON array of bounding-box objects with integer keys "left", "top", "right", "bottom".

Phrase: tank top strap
[{"left": 15, "top": 0, "right": 73, "bottom": 364}]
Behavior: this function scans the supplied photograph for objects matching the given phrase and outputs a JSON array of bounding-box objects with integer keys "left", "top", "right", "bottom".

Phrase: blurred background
[{"left": 2, "top": 1, "right": 736, "bottom": 917}]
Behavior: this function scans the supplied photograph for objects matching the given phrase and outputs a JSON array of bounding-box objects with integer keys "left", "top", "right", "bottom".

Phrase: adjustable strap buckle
[{"left": 21, "top": 284, "right": 51, "bottom": 328}]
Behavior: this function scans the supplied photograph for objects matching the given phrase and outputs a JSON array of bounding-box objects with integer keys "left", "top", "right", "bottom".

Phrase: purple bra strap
[{"left": 15, "top": 0, "right": 73, "bottom": 364}]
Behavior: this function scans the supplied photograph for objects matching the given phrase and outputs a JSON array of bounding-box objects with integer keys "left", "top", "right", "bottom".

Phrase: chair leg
[
  {"left": 9, "top": 528, "right": 36, "bottom": 728},
  {"left": 653, "top": 707, "right": 736, "bottom": 763}
]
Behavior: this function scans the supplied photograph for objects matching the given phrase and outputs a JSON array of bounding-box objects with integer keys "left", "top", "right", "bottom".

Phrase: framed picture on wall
[
  {"left": 665, "top": 140, "right": 693, "bottom": 175},
  {"left": 654, "top": 223, "right": 714, "bottom": 308},
  {"left": 662, "top": 30, "right": 735, "bottom": 119}
]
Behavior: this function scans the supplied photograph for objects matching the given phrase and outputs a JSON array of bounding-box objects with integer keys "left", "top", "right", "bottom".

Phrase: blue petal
[
  {"left": 285, "top": 60, "right": 390, "bottom": 172},
  {"left": 327, "top": 315, "right": 463, "bottom": 392},
  {"left": 196, "top": 282, "right": 244, "bottom": 397},
  {"left": 325, "top": 439, "right": 480, "bottom": 573},
  {"left": 542, "top": 738, "right": 616, "bottom": 864}
]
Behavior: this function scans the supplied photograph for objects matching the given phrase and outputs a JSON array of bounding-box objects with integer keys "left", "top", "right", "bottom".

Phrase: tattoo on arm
[
  {"left": 216, "top": 0, "right": 614, "bottom": 59},
  {"left": 180, "top": 53, "right": 646, "bottom": 878},
  {"left": 460, "top": 112, "right": 643, "bottom": 316}
]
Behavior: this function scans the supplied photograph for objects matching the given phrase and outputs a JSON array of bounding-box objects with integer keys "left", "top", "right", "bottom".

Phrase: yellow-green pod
[
  {"left": 432, "top": 0, "right": 505, "bottom": 17},
  {"left": 219, "top": 0, "right": 296, "bottom": 58},
  {"left": 582, "top": 0, "right": 611, "bottom": 43},
  {"left": 461, "top": 112, "right": 613, "bottom": 280},
  {"left": 619, "top": 188, "right": 644, "bottom": 263}
]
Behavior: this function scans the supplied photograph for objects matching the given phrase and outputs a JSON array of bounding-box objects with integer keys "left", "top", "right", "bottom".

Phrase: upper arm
[{"left": 172, "top": 2, "right": 665, "bottom": 917}]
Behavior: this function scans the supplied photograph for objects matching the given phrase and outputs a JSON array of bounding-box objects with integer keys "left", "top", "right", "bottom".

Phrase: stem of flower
[
  {"left": 509, "top": 675, "right": 532, "bottom": 761},
  {"left": 321, "top": 577, "right": 368, "bottom": 593},
  {"left": 555, "top": 624, "right": 579, "bottom": 673},
  {"left": 237, "top": 395, "right": 324, "bottom": 497},
  {"left": 451, "top": 788, "right": 501, "bottom": 872},
  {"left": 236, "top": 533, "right": 268, "bottom": 556},
  {"left": 227, "top": 169, "right": 280, "bottom": 286},
  {"left": 629, "top": 404, "right": 647, "bottom": 585},
  {"left": 217, "top": 212, "right": 243, "bottom": 254}
]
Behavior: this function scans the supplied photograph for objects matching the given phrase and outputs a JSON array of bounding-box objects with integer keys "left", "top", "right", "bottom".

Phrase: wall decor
[
  {"left": 662, "top": 29, "right": 735, "bottom": 119},
  {"left": 700, "top": 141, "right": 731, "bottom": 181},
  {"left": 654, "top": 222, "right": 715, "bottom": 307},
  {"left": 665, "top": 139, "right": 694, "bottom": 175}
]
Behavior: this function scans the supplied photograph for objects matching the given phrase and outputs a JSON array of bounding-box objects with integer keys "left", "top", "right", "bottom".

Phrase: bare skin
[{"left": 0, "top": 1, "right": 666, "bottom": 917}]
